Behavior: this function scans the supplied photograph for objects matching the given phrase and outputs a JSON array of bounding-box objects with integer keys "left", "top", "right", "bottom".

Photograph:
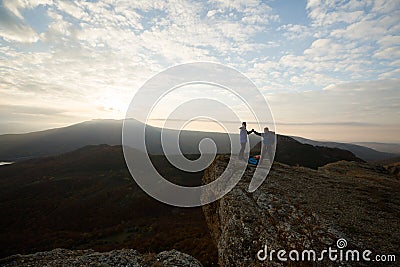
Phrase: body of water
[{"left": 0, "top": 162, "right": 13, "bottom": 166}]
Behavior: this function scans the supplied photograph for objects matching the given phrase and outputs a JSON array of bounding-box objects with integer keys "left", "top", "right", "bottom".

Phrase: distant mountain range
[
  {"left": 0, "top": 120, "right": 123, "bottom": 161},
  {"left": 0, "top": 119, "right": 256, "bottom": 161},
  {"left": 0, "top": 119, "right": 396, "bottom": 162},
  {"left": 352, "top": 142, "right": 400, "bottom": 155},
  {"left": 292, "top": 136, "right": 397, "bottom": 162}
]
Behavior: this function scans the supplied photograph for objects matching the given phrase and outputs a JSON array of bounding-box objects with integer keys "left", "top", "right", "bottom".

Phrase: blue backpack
[{"left": 248, "top": 157, "right": 259, "bottom": 165}]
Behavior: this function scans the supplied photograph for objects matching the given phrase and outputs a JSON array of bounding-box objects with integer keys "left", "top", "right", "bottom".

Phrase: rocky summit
[
  {"left": 0, "top": 248, "right": 203, "bottom": 267},
  {"left": 202, "top": 155, "right": 400, "bottom": 266}
]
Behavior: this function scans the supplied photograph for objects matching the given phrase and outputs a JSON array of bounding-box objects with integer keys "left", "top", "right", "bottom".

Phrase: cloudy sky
[{"left": 0, "top": 0, "right": 399, "bottom": 142}]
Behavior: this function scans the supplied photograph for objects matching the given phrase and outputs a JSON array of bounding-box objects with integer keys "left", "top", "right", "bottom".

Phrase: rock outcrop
[
  {"left": 0, "top": 248, "right": 203, "bottom": 267},
  {"left": 203, "top": 155, "right": 400, "bottom": 266}
]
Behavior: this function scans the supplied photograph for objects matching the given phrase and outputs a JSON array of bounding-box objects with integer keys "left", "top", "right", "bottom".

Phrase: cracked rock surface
[
  {"left": 0, "top": 248, "right": 203, "bottom": 267},
  {"left": 202, "top": 155, "right": 400, "bottom": 266}
]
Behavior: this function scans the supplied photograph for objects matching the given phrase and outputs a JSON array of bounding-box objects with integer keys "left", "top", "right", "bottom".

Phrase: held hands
[
  {"left": 247, "top": 129, "right": 255, "bottom": 135},
  {"left": 247, "top": 129, "right": 259, "bottom": 135}
]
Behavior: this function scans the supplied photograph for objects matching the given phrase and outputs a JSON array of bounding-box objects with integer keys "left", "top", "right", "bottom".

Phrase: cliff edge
[{"left": 203, "top": 155, "right": 400, "bottom": 266}]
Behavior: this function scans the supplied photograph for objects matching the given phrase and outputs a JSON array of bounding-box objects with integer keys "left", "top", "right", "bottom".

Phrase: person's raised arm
[{"left": 252, "top": 129, "right": 261, "bottom": 136}]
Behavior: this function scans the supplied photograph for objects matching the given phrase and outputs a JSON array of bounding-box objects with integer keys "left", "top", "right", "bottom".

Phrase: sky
[{"left": 0, "top": 0, "right": 399, "bottom": 143}]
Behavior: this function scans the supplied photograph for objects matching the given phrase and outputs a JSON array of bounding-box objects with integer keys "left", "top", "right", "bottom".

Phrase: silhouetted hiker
[
  {"left": 239, "top": 122, "right": 252, "bottom": 160},
  {"left": 252, "top": 127, "right": 275, "bottom": 162}
]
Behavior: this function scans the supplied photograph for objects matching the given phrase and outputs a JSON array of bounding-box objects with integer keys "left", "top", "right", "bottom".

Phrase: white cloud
[
  {"left": 268, "top": 0, "right": 400, "bottom": 90},
  {"left": 268, "top": 79, "right": 400, "bottom": 142},
  {"left": 373, "top": 46, "right": 400, "bottom": 59},
  {"left": 3, "top": 0, "right": 53, "bottom": 19},
  {"left": 371, "top": 0, "right": 400, "bottom": 13},
  {"left": 56, "top": 0, "right": 87, "bottom": 20},
  {"left": 278, "top": 24, "right": 313, "bottom": 40},
  {"left": 379, "top": 68, "right": 400, "bottom": 79},
  {"left": 378, "top": 35, "right": 400, "bottom": 47},
  {"left": 0, "top": 3, "right": 39, "bottom": 43},
  {"left": 0, "top": 0, "right": 399, "bottom": 141},
  {"left": 0, "top": 22, "right": 38, "bottom": 43}
]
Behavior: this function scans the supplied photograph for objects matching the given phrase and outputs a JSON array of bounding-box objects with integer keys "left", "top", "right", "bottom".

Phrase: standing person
[
  {"left": 253, "top": 127, "right": 275, "bottom": 162},
  {"left": 238, "top": 122, "right": 252, "bottom": 160}
]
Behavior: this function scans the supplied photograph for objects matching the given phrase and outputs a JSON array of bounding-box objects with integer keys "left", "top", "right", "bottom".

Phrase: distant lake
[{"left": 0, "top": 162, "right": 13, "bottom": 166}]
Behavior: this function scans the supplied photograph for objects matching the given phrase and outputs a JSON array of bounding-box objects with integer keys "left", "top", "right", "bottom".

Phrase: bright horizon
[
  {"left": 1, "top": 0, "right": 399, "bottom": 143},
  {"left": 1, "top": 118, "right": 399, "bottom": 146}
]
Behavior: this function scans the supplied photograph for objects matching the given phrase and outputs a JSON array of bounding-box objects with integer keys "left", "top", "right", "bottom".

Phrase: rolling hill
[{"left": 0, "top": 145, "right": 217, "bottom": 265}]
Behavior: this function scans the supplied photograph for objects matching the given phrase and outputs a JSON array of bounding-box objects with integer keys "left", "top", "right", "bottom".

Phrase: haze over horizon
[{"left": 1, "top": 0, "right": 399, "bottom": 142}]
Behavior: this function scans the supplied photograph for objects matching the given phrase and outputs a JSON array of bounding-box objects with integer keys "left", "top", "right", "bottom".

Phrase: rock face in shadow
[
  {"left": 0, "top": 248, "right": 203, "bottom": 267},
  {"left": 202, "top": 155, "right": 400, "bottom": 266}
]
